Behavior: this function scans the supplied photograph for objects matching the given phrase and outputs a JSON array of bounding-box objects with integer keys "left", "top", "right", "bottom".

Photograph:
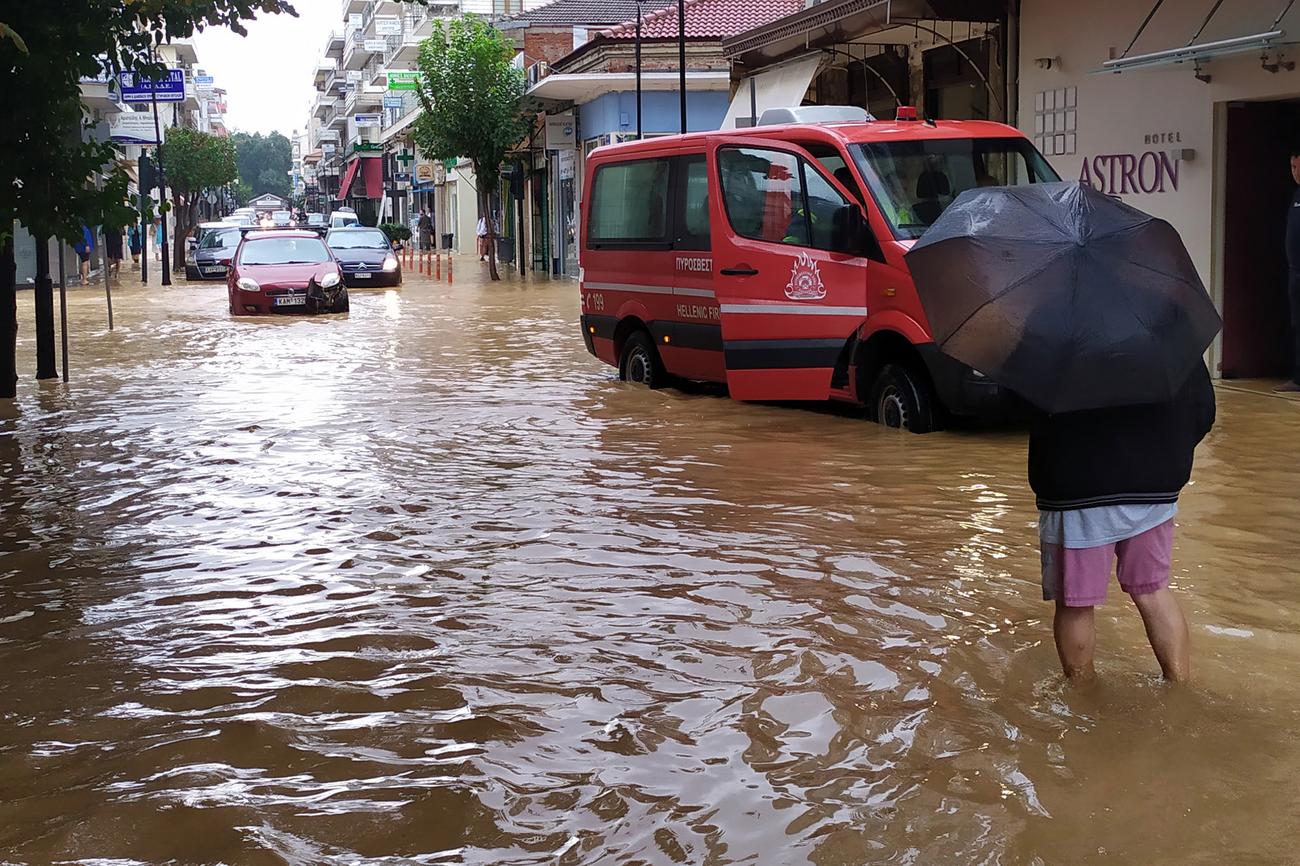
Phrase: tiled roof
[
  {"left": 602, "top": 0, "right": 805, "bottom": 40},
  {"left": 500, "top": 0, "right": 673, "bottom": 27}
]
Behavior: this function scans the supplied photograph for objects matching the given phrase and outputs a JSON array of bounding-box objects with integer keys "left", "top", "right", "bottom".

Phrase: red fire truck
[{"left": 578, "top": 105, "right": 1059, "bottom": 432}]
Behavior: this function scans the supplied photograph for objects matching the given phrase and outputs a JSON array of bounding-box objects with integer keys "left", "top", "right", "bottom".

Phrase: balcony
[
  {"left": 345, "top": 0, "right": 369, "bottom": 13},
  {"left": 314, "top": 59, "right": 337, "bottom": 86},
  {"left": 344, "top": 30, "right": 383, "bottom": 70},
  {"left": 324, "top": 30, "right": 345, "bottom": 60}
]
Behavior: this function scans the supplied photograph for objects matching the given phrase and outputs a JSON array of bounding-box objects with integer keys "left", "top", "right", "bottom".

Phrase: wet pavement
[{"left": 1, "top": 260, "right": 1299, "bottom": 865}]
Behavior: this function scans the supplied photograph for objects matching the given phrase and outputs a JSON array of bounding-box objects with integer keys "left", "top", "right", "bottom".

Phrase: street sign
[
  {"left": 364, "top": 39, "right": 388, "bottom": 53},
  {"left": 194, "top": 74, "right": 214, "bottom": 96},
  {"left": 354, "top": 113, "right": 382, "bottom": 128},
  {"left": 544, "top": 113, "right": 576, "bottom": 150},
  {"left": 322, "top": 143, "right": 337, "bottom": 156},
  {"left": 346, "top": 70, "right": 363, "bottom": 84},
  {"left": 108, "top": 111, "right": 165, "bottom": 145},
  {"left": 317, "top": 129, "right": 340, "bottom": 141},
  {"left": 383, "top": 95, "right": 404, "bottom": 109},
  {"left": 375, "top": 16, "right": 402, "bottom": 35},
  {"left": 387, "top": 71, "right": 423, "bottom": 91},
  {"left": 118, "top": 69, "right": 185, "bottom": 103}
]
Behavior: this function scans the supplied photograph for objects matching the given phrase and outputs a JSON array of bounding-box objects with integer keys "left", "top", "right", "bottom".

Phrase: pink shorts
[{"left": 1041, "top": 519, "right": 1174, "bottom": 607}]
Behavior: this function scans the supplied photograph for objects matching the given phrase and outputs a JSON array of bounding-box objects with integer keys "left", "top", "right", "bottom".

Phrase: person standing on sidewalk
[
  {"left": 153, "top": 217, "right": 163, "bottom": 262},
  {"left": 73, "top": 225, "right": 94, "bottom": 285},
  {"left": 1279, "top": 147, "right": 1300, "bottom": 393},
  {"left": 418, "top": 210, "right": 433, "bottom": 251},
  {"left": 128, "top": 222, "right": 142, "bottom": 268},
  {"left": 104, "top": 226, "right": 123, "bottom": 280},
  {"left": 1032, "top": 362, "right": 1216, "bottom": 682}
]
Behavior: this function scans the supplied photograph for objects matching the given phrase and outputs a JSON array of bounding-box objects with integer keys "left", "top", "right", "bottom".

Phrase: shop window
[
  {"left": 587, "top": 158, "right": 671, "bottom": 248},
  {"left": 1034, "top": 87, "right": 1077, "bottom": 157}
]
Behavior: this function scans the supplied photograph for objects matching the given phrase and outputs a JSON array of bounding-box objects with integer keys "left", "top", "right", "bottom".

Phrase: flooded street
[{"left": 1, "top": 263, "right": 1298, "bottom": 865}]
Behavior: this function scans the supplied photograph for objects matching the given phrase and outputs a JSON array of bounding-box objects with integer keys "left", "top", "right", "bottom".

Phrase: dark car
[
  {"left": 326, "top": 227, "right": 401, "bottom": 287},
  {"left": 190, "top": 226, "right": 242, "bottom": 281},
  {"left": 227, "top": 230, "right": 348, "bottom": 315}
]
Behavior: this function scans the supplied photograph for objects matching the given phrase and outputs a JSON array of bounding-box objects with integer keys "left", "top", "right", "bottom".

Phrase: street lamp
[{"left": 677, "top": 0, "right": 686, "bottom": 134}]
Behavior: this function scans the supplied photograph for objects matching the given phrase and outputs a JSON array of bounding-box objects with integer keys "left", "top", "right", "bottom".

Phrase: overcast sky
[{"left": 192, "top": 0, "right": 341, "bottom": 137}]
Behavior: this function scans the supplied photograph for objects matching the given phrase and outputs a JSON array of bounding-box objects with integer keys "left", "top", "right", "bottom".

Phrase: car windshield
[
  {"left": 200, "top": 229, "right": 240, "bottom": 250},
  {"left": 851, "top": 137, "right": 1059, "bottom": 240},
  {"left": 239, "top": 237, "right": 330, "bottom": 265},
  {"left": 328, "top": 229, "right": 388, "bottom": 250}
]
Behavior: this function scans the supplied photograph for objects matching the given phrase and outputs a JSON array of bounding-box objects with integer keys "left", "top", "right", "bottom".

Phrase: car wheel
[
  {"left": 619, "top": 331, "right": 667, "bottom": 389},
  {"left": 869, "top": 363, "right": 937, "bottom": 433},
  {"left": 185, "top": 266, "right": 200, "bottom": 280}
]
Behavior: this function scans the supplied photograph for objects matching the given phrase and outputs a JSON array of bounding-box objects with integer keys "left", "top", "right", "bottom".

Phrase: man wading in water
[{"left": 1031, "top": 363, "right": 1216, "bottom": 681}]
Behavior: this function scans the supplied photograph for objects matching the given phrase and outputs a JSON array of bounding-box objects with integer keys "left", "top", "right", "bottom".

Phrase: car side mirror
[{"left": 832, "top": 205, "right": 883, "bottom": 261}]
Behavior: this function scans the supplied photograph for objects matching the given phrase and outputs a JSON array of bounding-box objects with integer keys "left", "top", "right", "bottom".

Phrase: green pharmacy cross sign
[{"left": 387, "top": 71, "right": 424, "bottom": 91}]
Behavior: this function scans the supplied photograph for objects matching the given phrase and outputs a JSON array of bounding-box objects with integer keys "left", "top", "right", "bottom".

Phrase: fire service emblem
[{"left": 784, "top": 252, "right": 826, "bottom": 300}]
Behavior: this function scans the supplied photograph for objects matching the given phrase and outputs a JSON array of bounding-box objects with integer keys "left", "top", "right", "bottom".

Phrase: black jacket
[{"left": 1028, "top": 363, "right": 1216, "bottom": 511}]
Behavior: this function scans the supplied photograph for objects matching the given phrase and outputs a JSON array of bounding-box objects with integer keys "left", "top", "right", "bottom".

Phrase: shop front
[{"left": 1019, "top": 0, "right": 1300, "bottom": 379}]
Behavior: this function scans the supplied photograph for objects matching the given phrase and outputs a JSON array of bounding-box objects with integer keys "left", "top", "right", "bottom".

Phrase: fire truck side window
[
  {"left": 587, "top": 158, "right": 672, "bottom": 248},
  {"left": 718, "top": 147, "right": 804, "bottom": 246},
  {"left": 674, "top": 154, "right": 711, "bottom": 251}
]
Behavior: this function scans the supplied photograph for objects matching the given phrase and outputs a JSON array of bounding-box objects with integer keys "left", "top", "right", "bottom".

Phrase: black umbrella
[{"left": 904, "top": 182, "right": 1221, "bottom": 414}]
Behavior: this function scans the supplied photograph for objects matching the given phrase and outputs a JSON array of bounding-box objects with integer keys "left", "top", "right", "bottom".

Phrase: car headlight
[
  {"left": 236, "top": 277, "right": 260, "bottom": 291},
  {"left": 320, "top": 272, "right": 340, "bottom": 289},
  {"left": 382, "top": 256, "right": 398, "bottom": 272}
]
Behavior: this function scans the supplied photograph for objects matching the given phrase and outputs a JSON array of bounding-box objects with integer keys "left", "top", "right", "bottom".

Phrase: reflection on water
[{"left": 0, "top": 271, "right": 1298, "bottom": 864}]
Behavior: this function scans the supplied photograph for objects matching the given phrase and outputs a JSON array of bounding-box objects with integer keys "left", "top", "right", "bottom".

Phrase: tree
[
  {"left": 230, "top": 180, "right": 254, "bottom": 209},
  {"left": 165, "top": 127, "right": 237, "bottom": 270},
  {"left": 412, "top": 16, "right": 527, "bottom": 280},
  {"left": 234, "top": 131, "right": 292, "bottom": 199},
  {"left": 0, "top": 0, "right": 301, "bottom": 397}
]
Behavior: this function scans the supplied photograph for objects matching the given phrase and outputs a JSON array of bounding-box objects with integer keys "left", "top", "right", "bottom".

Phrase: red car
[{"left": 226, "top": 229, "right": 350, "bottom": 315}]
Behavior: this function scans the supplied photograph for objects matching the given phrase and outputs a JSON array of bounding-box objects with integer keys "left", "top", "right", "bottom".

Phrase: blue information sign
[{"left": 118, "top": 69, "right": 186, "bottom": 103}]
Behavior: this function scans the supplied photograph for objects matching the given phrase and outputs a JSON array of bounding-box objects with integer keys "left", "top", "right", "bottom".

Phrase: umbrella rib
[{"left": 937, "top": 244, "right": 1079, "bottom": 347}]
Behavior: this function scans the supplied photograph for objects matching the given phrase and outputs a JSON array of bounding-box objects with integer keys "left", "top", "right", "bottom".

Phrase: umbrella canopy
[{"left": 904, "top": 182, "right": 1221, "bottom": 414}]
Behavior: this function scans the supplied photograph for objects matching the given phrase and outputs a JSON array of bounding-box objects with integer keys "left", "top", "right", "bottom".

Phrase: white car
[{"left": 329, "top": 207, "right": 359, "bottom": 228}]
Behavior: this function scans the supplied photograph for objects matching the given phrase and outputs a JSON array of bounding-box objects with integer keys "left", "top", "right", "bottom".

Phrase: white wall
[{"left": 1019, "top": 0, "right": 1300, "bottom": 371}]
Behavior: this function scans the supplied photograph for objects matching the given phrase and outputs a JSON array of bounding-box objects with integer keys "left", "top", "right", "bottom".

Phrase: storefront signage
[
  {"left": 387, "top": 71, "right": 423, "bottom": 91},
  {"left": 317, "top": 129, "right": 340, "bottom": 141},
  {"left": 348, "top": 13, "right": 363, "bottom": 32},
  {"left": 108, "top": 111, "right": 164, "bottom": 145},
  {"left": 545, "top": 113, "right": 575, "bottom": 150},
  {"left": 194, "top": 74, "right": 214, "bottom": 96},
  {"left": 375, "top": 16, "right": 402, "bottom": 36},
  {"left": 118, "top": 69, "right": 185, "bottom": 103},
  {"left": 346, "top": 70, "right": 363, "bottom": 84},
  {"left": 415, "top": 163, "right": 436, "bottom": 182},
  {"left": 354, "top": 113, "right": 382, "bottom": 128},
  {"left": 557, "top": 149, "right": 575, "bottom": 181},
  {"left": 322, "top": 143, "right": 337, "bottom": 156},
  {"left": 394, "top": 172, "right": 411, "bottom": 183},
  {"left": 383, "top": 95, "right": 404, "bottom": 109},
  {"left": 364, "top": 39, "right": 388, "bottom": 53},
  {"left": 1079, "top": 151, "right": 1180, "bottom": 195}
]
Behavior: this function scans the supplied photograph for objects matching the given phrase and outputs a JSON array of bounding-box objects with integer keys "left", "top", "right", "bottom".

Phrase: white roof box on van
[{"left": 757, "top": 105, "right": 874, "bottom": 126}]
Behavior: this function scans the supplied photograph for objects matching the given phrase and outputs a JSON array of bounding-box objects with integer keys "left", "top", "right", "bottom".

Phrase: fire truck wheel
[
  {"left": 620, "top": 331, "right": 666, "bottom": 389},
  {"left": 869, "top": 363, "right": 936, "bottom": 433}
]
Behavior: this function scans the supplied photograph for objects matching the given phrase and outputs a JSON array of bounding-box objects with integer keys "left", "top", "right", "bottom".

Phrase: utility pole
[
  {"left": 150, "top": 62, "right": 172, "bottom": 286},
  {"left": 635, "top": 0, "right": 643, "bottom": 139},
  {"left": 677, "top": 0, "right": 686, "bottom": 134}
]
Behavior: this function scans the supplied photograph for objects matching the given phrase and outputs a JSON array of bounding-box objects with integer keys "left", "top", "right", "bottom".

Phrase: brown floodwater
[{"left": 1, "top": 264, "right": 1298, "bottom": 865}]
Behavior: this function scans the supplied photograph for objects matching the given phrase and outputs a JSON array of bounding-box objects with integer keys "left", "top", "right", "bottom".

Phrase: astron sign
[{"left": 1079, "top": 151, "right": 1181, "bottom": 195}]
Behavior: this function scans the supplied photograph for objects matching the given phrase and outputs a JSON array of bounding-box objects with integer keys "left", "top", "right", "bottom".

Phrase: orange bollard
[
  {"left": 435, "top": 252, "right": 441, "bottom": 281},
  {"left": 421, "top": 250, "right": 429, "bottom": 276},
  {"left": 447, "top": 254, "right": 453, "bottom": 285}
]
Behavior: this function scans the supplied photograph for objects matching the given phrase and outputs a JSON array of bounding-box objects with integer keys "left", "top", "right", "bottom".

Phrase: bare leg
[
  {"left": 1131, "top": 588, "right": 1190, "bottom": 682},
  {"left": 1053, "top": 602, "right": 1097, "bottom": 679}
]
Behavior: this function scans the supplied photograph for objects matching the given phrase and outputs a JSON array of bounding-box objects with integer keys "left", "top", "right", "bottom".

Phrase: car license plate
[
  {"left": 274, "top": 296, "right": 306, "bottom": 307},
  {"left": 352, "top": 272, "right": 371, "bottom": 279},
  {"left": 202, "top": 267, "right": 224, "bottom": 275}
]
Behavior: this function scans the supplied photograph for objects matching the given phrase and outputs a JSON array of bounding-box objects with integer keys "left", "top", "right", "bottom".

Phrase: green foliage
[
  {"left": 411, "top": 17, "right": 527, "bottom": 199},
  {"left": 230, "top": 180, "right": 254, "bottom": 208},
  {"left": 233, "top": 131, "right": 292, "bottom": 198},
  {"left": 167, "top": 127, "right": 238, "bottom": 197},
  {"left": 379, "top": 223, "right": 411, "bottom": 242},
  {"left": 1, "top": 1, "right": 301, "bottom": 245}
]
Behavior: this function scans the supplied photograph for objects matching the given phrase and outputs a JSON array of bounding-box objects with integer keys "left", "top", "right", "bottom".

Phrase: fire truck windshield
[{"left": 851, "top": 137, "right": 1059, "bottom": 240}]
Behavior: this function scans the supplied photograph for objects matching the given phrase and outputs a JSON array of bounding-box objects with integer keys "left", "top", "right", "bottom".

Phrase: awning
[
  {"left": 336, "top": 159, "right": 361, "bottom": 201},
  {"left": 720, "top": 54, "right": 822, "bottom": 129},
  {"left": 361, "top": 157, "right": 384, "bottom": 199}
]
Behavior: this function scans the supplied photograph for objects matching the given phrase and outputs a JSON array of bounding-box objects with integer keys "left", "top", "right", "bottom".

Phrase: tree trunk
[
  {"left": 0, "top": 233, "right": 17, "bottom": 399},
  {"left": 172, "top": 193, "right": 193, "bottom": 273},
  {"left": 480, "top": 182, "right": 500, "bottom": 281},
  {"left": 33, "top": 237, "right": 56, "bottom": 381}
]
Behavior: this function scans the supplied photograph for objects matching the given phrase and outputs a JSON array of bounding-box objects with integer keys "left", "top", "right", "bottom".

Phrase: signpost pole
[
  {"left": 635, "top": 0, "right": 643, "bottom": 139},
  {"left": 149, "top": 72, "right": 172, "bottom": 286},
  {"left": 678, "top": 0, "right": 687, "bottom": 134}
]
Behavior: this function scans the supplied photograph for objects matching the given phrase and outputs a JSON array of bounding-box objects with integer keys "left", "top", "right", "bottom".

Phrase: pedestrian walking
[
  {"left": 153, "top": 217, "right": 163, "bottom": 262},
  {"left": 1031, "top": 363, "right": 1216, "bottom": 682},
  {"left": 418, "top": 210, "right": 433, "bottom": 252},
  {"left": 104, "top": 226, "right": 124, "bottom": 280},
  {"left": 1276, "top": 145, "right": 1300, "bottom": 392},
  {"left": 477, "top": 214, "right": 498, "bottom": 261},
  {"left": 128, "top": 223, "right": 142, "bottom": 269},
  {"left": 73, "top": 225, "right": 94, "bottom": 286}
]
